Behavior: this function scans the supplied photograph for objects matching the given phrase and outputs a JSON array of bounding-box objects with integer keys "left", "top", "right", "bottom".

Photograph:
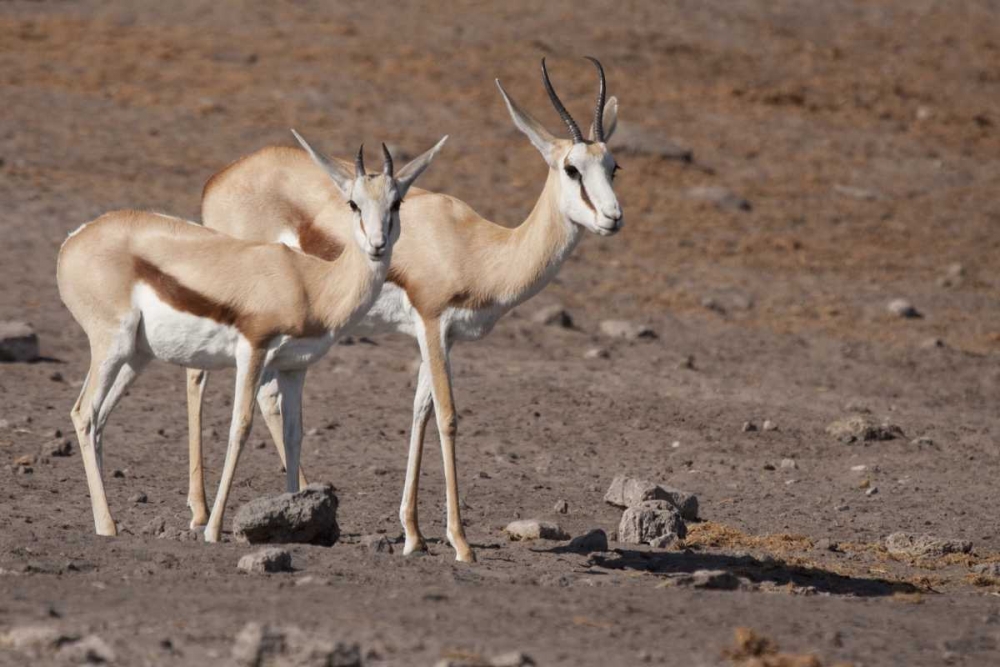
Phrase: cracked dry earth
[{"left": 1, "top": 1, "right": 999, "bottom": 665}]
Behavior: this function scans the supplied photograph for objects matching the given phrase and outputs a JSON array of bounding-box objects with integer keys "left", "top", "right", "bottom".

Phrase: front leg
[
  {"left": 186, "top": 368, "right": 210, "bottom": 529},
  {"left": 204, "top": 345, "right": 266, "bottom": 543},
  {"left": 400, "top": 359, "right": 433, "bottom": 555},
  {"left": 419, "top": 319, "right": 475, "bottom": 563}
]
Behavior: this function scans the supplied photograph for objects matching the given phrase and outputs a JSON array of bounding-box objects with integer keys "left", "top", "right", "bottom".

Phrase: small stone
[
  {"left": 825, "top": 415, "right": 903, "bottom": 441},
  {"left": 531, "top": 304, "right": 573, "bottom": 328},
  {"left": 361, "top": 534, "right": 394, "bottom": 555},
  {"left": 0, "top": 321, "right": 39, "bottom": 362},
  {"left": 911, "top": 436, "right": 936, "bottom": 447},
  {"left": 503, "top": 519, "right": 570, "bottom": 542},
  {"left": 233, "top": 483, "right": 340, "bottom": 546},
  {"left": 49, "top": 371, "right": 64, "bottom": 382},
  {"left": 865, "top": 486, "right": 879, "bottom": 496},
  {"left": 237, "top": 547, "right": 293, "bottom": 574},
  {"left": 55, "top": 634, "right": 116, "bottom": 664},
  {"left": 567, "top": 529, "right": 608, "bottom": 553},
  {"left": 814, "top": 538, "right": 840, "bottom": 553},
  {"left": 598, "top": 320, "right": 657, "bottom": 341},
  {"left": 851, "top": 465, "right": 868, "bottom": 472},
  {"left": 920, "top": 337, "right": 945, "bottom": 349},
  {"left": 780, "top": 458, "right": 797, "bottom": 470},
  {"left": 686, "top": 185, "right": 752, "bottom": 212},
  {"left": 129, "top": 492, "right": 148, "bottom": 504},
  {"left": 678, "top": 355, "right": 696, "bottom": 370},
  {"left": 887, "top": 298, "right": 922, "bottom": 318},
  {"left": 141, "top": 516, "right": 167, "bottom": 536},
  {"left": 762, "top": 420, "right": 778, "bottom": 432},
  {"left": 583, "top": 347, "right": 610, "bottom": 359},
  {"left": 973, "top": 563, "right": 1000, "bottom": 577},
  {"left": 674, "top": 569, "right": 747, "bottom": 590},
  {"left": 618, "top": 501, "right": 686, "bottom": 545},
  {"left": 762, "top": 463, "right": 776, "bottom": 471},
  {"left": 112, "top": 469, "right": 125, "bottom": 478},
  {"left": 885, "top": 532, "right": 972, "bottom": 559},
  {"left": 306, "top": 427, "right": 319, "bottom": 436},
  {"left": 14, "top": 454, "right": 35, "bottom": 467},
  {"left": 41, "top": 439, "right": 73, "bottom": 457},
  {"left": 490, "top": 651, "right": 536, "bottom": 667},
  {"left": 1, "top": 624, "right": 76, "bottom": 651},
  {"left": 741, "top": 421, "right": 758, "bottom": 432},
  {"left": 553, "top": 499, "right": 569, "bottom": 514}
]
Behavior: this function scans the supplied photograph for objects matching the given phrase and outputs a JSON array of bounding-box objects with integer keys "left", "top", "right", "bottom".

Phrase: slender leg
[
  {"left": 257, "top": 371, "right": 309, "bottom": 489},
  {"left": 400, "top": 359, "right": 433, "bottom": 555},
  {"left": 418, "top": 319, "right": 474, "bottom": 563},
  {"left": 204, "top": 346, "right": 266, "bottom": 543},
  {"left": 186, "top": 368, "right": 210, "bottom": 529},
  {"left": 94, "top": 355, "right": 151, "bottom": 476},
  {"left": 275, "top": 370, "right": 307, "bottom": 493}
]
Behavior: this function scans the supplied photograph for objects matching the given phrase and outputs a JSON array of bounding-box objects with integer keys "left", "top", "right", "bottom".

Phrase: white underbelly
[
  {"left": 133, "top": 284, "right": 240, "bottom": 369},
  {"left": 264, "top": 333, "right": 336, "bottom": 369},
  {"left": 354, "top": 282, "right": 419, "bottom": 337}
]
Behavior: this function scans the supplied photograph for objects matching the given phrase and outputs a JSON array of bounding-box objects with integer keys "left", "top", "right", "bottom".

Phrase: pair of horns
[
  {"left": 354, "top": 143, "right": 394, "bottom": 178},
  {"left": 541, "top": 56, "right": 607, "bottom": 144}
]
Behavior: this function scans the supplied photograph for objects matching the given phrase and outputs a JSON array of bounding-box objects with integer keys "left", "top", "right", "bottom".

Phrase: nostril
[{"left": 373, "top": 239, "right": 386, "bottom": 249}]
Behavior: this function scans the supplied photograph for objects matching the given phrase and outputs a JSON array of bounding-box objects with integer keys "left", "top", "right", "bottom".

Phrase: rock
[
  {"left": 232, "top": 622, "right": 361, "bottom": 667},
  {"left": 55, "top": 635, "right": 116, "bottom": 664},
  {"left": 553, "top": 499, "right": 569, "bottom": 514},
  {"left": 762, "top": 420, "right": 778, "bottom": 432},
  {"left": 129, "top": 492, "right": 148, "bottom": 504},
  {"left": 604, "top": 475, "right": 698, "bottom": 520},
  {"left": 141, "top": 516, "right": 167, "bottom": 536},
  {"left": 361, "top": 534, "right": 394, "bottom": 555},
  {"left": 649, "top": 533, "right": 682, "bottom": 549},
  {"left": 610, "top": 121, "right": 692, "bottom": 162},
  {"left": 973, "top": 563, "right": 1000, "bottom": 577},
  {"left": 503, "top": 519, "right": 569, "bottom": 541},
  {"left": 237, "top": 547, "right": 293, "bottom": 574},
  {"left": 490, "top": 652, "right": 536, "bottom": 667},
  {"left": 887, "top": 298, "right": 922, "bottom": 318},
  {"left": 911, "top": 436, "right": 937, "bottom": 448},
  {"left": 674, "top": 569, "right": 748, "bottom": 590},
  {"left": 0, "top": 624, "right": 76, "bottom": 651},
  {"left": 885, "top": 532, "right": 972, "bottom": 559},
  {"left": 41, "top": 439, "right": 73, "bottom": 458},
  {"left": 14, "top": 454, "right": 35, "bottom": 467},
  {"left": 0, "top": 321, "right": 39, "bottom": 362},
  {"left": 567, "top": 529, "right": 608, "bottom": 553},
  {"left": 618, "top": 501, "right": 686, "bottom": 545},
  {"left": 780, "top": 458, "right": 797, "bottom": 470},
  {"left": 583, "top": 347, "right": 610, "bottom": 359},
  {"left": 865, "top": 486, "right": 879, "bottom": 496},
  {"left": 686, "top": 185, "right": 752, "bottom": 212},
  {"left": 741, "top": 421, "right": 757, "bottom": 432},
  {"left": 920, "top": 337, "right": 945, "bottom": 349},
  {"left": 825, "top": 415, "right": 904, "bottom": 442},
  {"left": 598, "top": 320, "right": 657, "bottom": 341},
  {"left": 531, "top": 304, "right": 573, "bottom": 328},
  {"left": 111, "top": 469, "right": 125, "bottom": 478},
  {"left": 833, "top": 184, "right": 881, "bottom": 201},
  {"left": 232, "top": 483, "right": 339, "bottom": 546}
]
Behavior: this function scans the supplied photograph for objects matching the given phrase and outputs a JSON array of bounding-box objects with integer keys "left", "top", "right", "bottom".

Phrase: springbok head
[
  {"left": 291, "top": 131, "right": 448, "bottom": 261},
  {"left": 496, "top": 57, "right": 622, "bottom": 236}
]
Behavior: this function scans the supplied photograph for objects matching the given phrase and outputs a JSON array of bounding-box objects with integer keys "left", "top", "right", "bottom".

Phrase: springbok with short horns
[
  {"left": 57, "top": 131, "right": 446, "bottom": 542},
  {"left": 192, "top": 57, "right": 622, "bottom": 562}
]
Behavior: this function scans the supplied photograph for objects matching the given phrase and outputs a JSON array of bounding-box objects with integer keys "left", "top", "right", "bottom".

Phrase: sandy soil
[{"left": 1, "top": 1, "right": 999, "bottom": 665}]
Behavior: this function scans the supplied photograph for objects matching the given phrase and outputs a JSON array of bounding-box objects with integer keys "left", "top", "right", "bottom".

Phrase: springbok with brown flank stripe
[
  {"left": 193, "top": 57, "right": 622, "bottom": 562},
  {"left": 56, "top": 133, "right": 446, "bottom": 543}
]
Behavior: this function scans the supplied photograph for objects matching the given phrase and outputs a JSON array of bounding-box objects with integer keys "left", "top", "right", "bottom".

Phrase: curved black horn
[
  {"left": 541, "top": 58, "right": 583, "bottom": 143},
  {"left": 584, "top": 56, "right": 606, "bottom": 142},
  {"left": 355, "top": 144, "right": 365, "bottom": 178},
  {"left": 381, "top": 143, "right": 394, "bottom": 177}
]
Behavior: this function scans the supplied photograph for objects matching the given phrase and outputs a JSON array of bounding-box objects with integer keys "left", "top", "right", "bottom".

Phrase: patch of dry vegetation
[{"left": 724, "top": 628, "right": 851, "bottom": 667}]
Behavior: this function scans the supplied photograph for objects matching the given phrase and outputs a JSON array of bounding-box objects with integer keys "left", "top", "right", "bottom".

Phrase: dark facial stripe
[{"left": 579, "top": 180, "right": 595, "bottom": 212}]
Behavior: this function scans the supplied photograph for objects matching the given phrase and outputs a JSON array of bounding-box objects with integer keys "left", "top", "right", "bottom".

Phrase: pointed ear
[
  {"left": 291, "top": 129, "right": 353, "bottom": 197},
  {"left": 496, "top": 79, "right": 559, "bottom": 166},
  {"left": 396, "top": 135, "right": 448, "bottom": 197},
  {"left": 588, "top": 96, "right": 619, "bottom": 142}
]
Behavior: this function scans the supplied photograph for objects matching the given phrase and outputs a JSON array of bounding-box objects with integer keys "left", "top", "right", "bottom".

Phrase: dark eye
[
  {"left": 391, "top": 199, "right": 402, "bottom": 212},
  {"left": 564, "top": 165, "right": 580, "bottom": 179},
  {"left": 348, "top": 201, "right": 359, "bottom": 213}
]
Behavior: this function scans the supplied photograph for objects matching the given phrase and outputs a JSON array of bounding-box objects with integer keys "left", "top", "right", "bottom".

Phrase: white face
[
  {"left": 344, "top": 174, "right": 402, "bottom": 262},
  {"left": 557, "top": 141, "right": 622, "bottom": 236}
]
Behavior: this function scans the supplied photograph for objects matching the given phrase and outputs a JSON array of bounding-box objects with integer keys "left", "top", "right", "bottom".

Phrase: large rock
[
  {"left": 825, "top": 415, "right": 904, "bottom": 442},
  {"left": 238, "top": 547, "right": 293, "bottom": 574},
  {"left": 503, "top": 519, "right": 569, "bottom": 542},
  {"left": 567, "top": 529, "right": 609, "bottom": 554},
  {"left": 233, "top": 483, "right": 339, "bottom": 546},
  {"left": 618, "top": 501, "right": 687, "bottom": 545},
  {"left": 885, "top": 532, "right": 971, "bottom": 559},
  {"left": 604, "top": 475, "right": 698, "bottom": 520},
  {"left": 232, "top": 622, "right": 361, "bottom": 667},
  {"left": 0, "top": 321, "right": 39, "bottom": 362}
]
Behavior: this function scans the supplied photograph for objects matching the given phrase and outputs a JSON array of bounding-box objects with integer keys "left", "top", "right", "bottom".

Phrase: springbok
[
  {"left": 57, "top": 133, "right": 446, "bottom": 542},
  {"left": 192, "top": 58, "right": 622, "bottom": 562}
]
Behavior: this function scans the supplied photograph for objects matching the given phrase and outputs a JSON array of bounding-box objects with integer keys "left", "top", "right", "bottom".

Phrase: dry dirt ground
[{"left": 1, "top": 1, "right": 999, "bottom": 665}]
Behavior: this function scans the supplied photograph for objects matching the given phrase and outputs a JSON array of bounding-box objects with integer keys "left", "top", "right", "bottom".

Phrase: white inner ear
[
  {"left": 496, "top": 80, "right": 558, "bottom": 165},
  {"left": 588, "top": 96, "right": 619, "bottom": 142}
]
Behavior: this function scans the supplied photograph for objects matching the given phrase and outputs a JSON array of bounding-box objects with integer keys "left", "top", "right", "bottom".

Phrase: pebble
[
  {"left": 865, "top": 486, "right": 879, "bottom": 496},
  {"left": 885, "top": 532, "right": 972, "bottom": 559},
  {"left": 780, "top": 458, "right": 797, "bottom": 470},
  {"left": 54, "top": 634, "right": 116, "bottom": 664},
  {"left": 741, "top": 421, "right": 757, "bottom": 432},
  {"left": 553, "top": 499, "right": 569, "bottom": 514},
  {"left": 919, "top": 337, "right": 945, "bottom": 349},
  {"left": 825, "top": 415, "right": 904, "bottom": 442},
  {"left": 41, "top": 439, "right": 73, "bottom": 458},
  {"left": 361, "top": 534, "right": 394, "bottom": 555},
  {"left": 129, "top": 492, "right": 148, "bottom": 504},
  {"left": 887, "top": 298, "right": 922, "bottom": 318},
  {"left": 598, "top": 320, "right": 657, "bottom": 341},
  {"left": 503, "top": 519, "right": 569, "bottom": 542},
  {"left": 237, "top": 547, "right": 293, "bottom": 574},
  {"left": 762, "top": 420, "right": 778, "bottom": 432},
  {"left": 850, "top": 465, "right": 868, "bottom": 472},
  {"left": 583, "top": 347, "right": 610, "bottom": 359},
  {"left": 531, "top": 304, "right": 573, "bottom": 328}
]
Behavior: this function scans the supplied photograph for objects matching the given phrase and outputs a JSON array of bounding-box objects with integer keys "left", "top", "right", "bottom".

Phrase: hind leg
[
  {"left": 257, "top": 371, "right": 309, "bottom": 489},
  {"left": 94, "top": 354, "right": 151, "bottom": 476},
  {"left": 186, "top": 368, "right": 210, "bottom": 529},
  {"left": 70, "top": 366, "right": 116, "bottom": 535}
]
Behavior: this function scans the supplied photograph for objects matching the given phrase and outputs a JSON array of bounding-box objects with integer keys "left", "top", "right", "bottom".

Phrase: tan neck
[
  {"left": 488, "top": 168, "right": 580, "bottom": 307},
  {"left": 306, "top": 241, "right": 389, "bottom": 333}
]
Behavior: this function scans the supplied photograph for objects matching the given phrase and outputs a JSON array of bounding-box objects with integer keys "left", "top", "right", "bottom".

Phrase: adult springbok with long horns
[
  {"left": 57, "top": 133, "right": 446, "bottom": 542},
  {"left": 192, "top": 58, "right": 623, "bottom": 561}
]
